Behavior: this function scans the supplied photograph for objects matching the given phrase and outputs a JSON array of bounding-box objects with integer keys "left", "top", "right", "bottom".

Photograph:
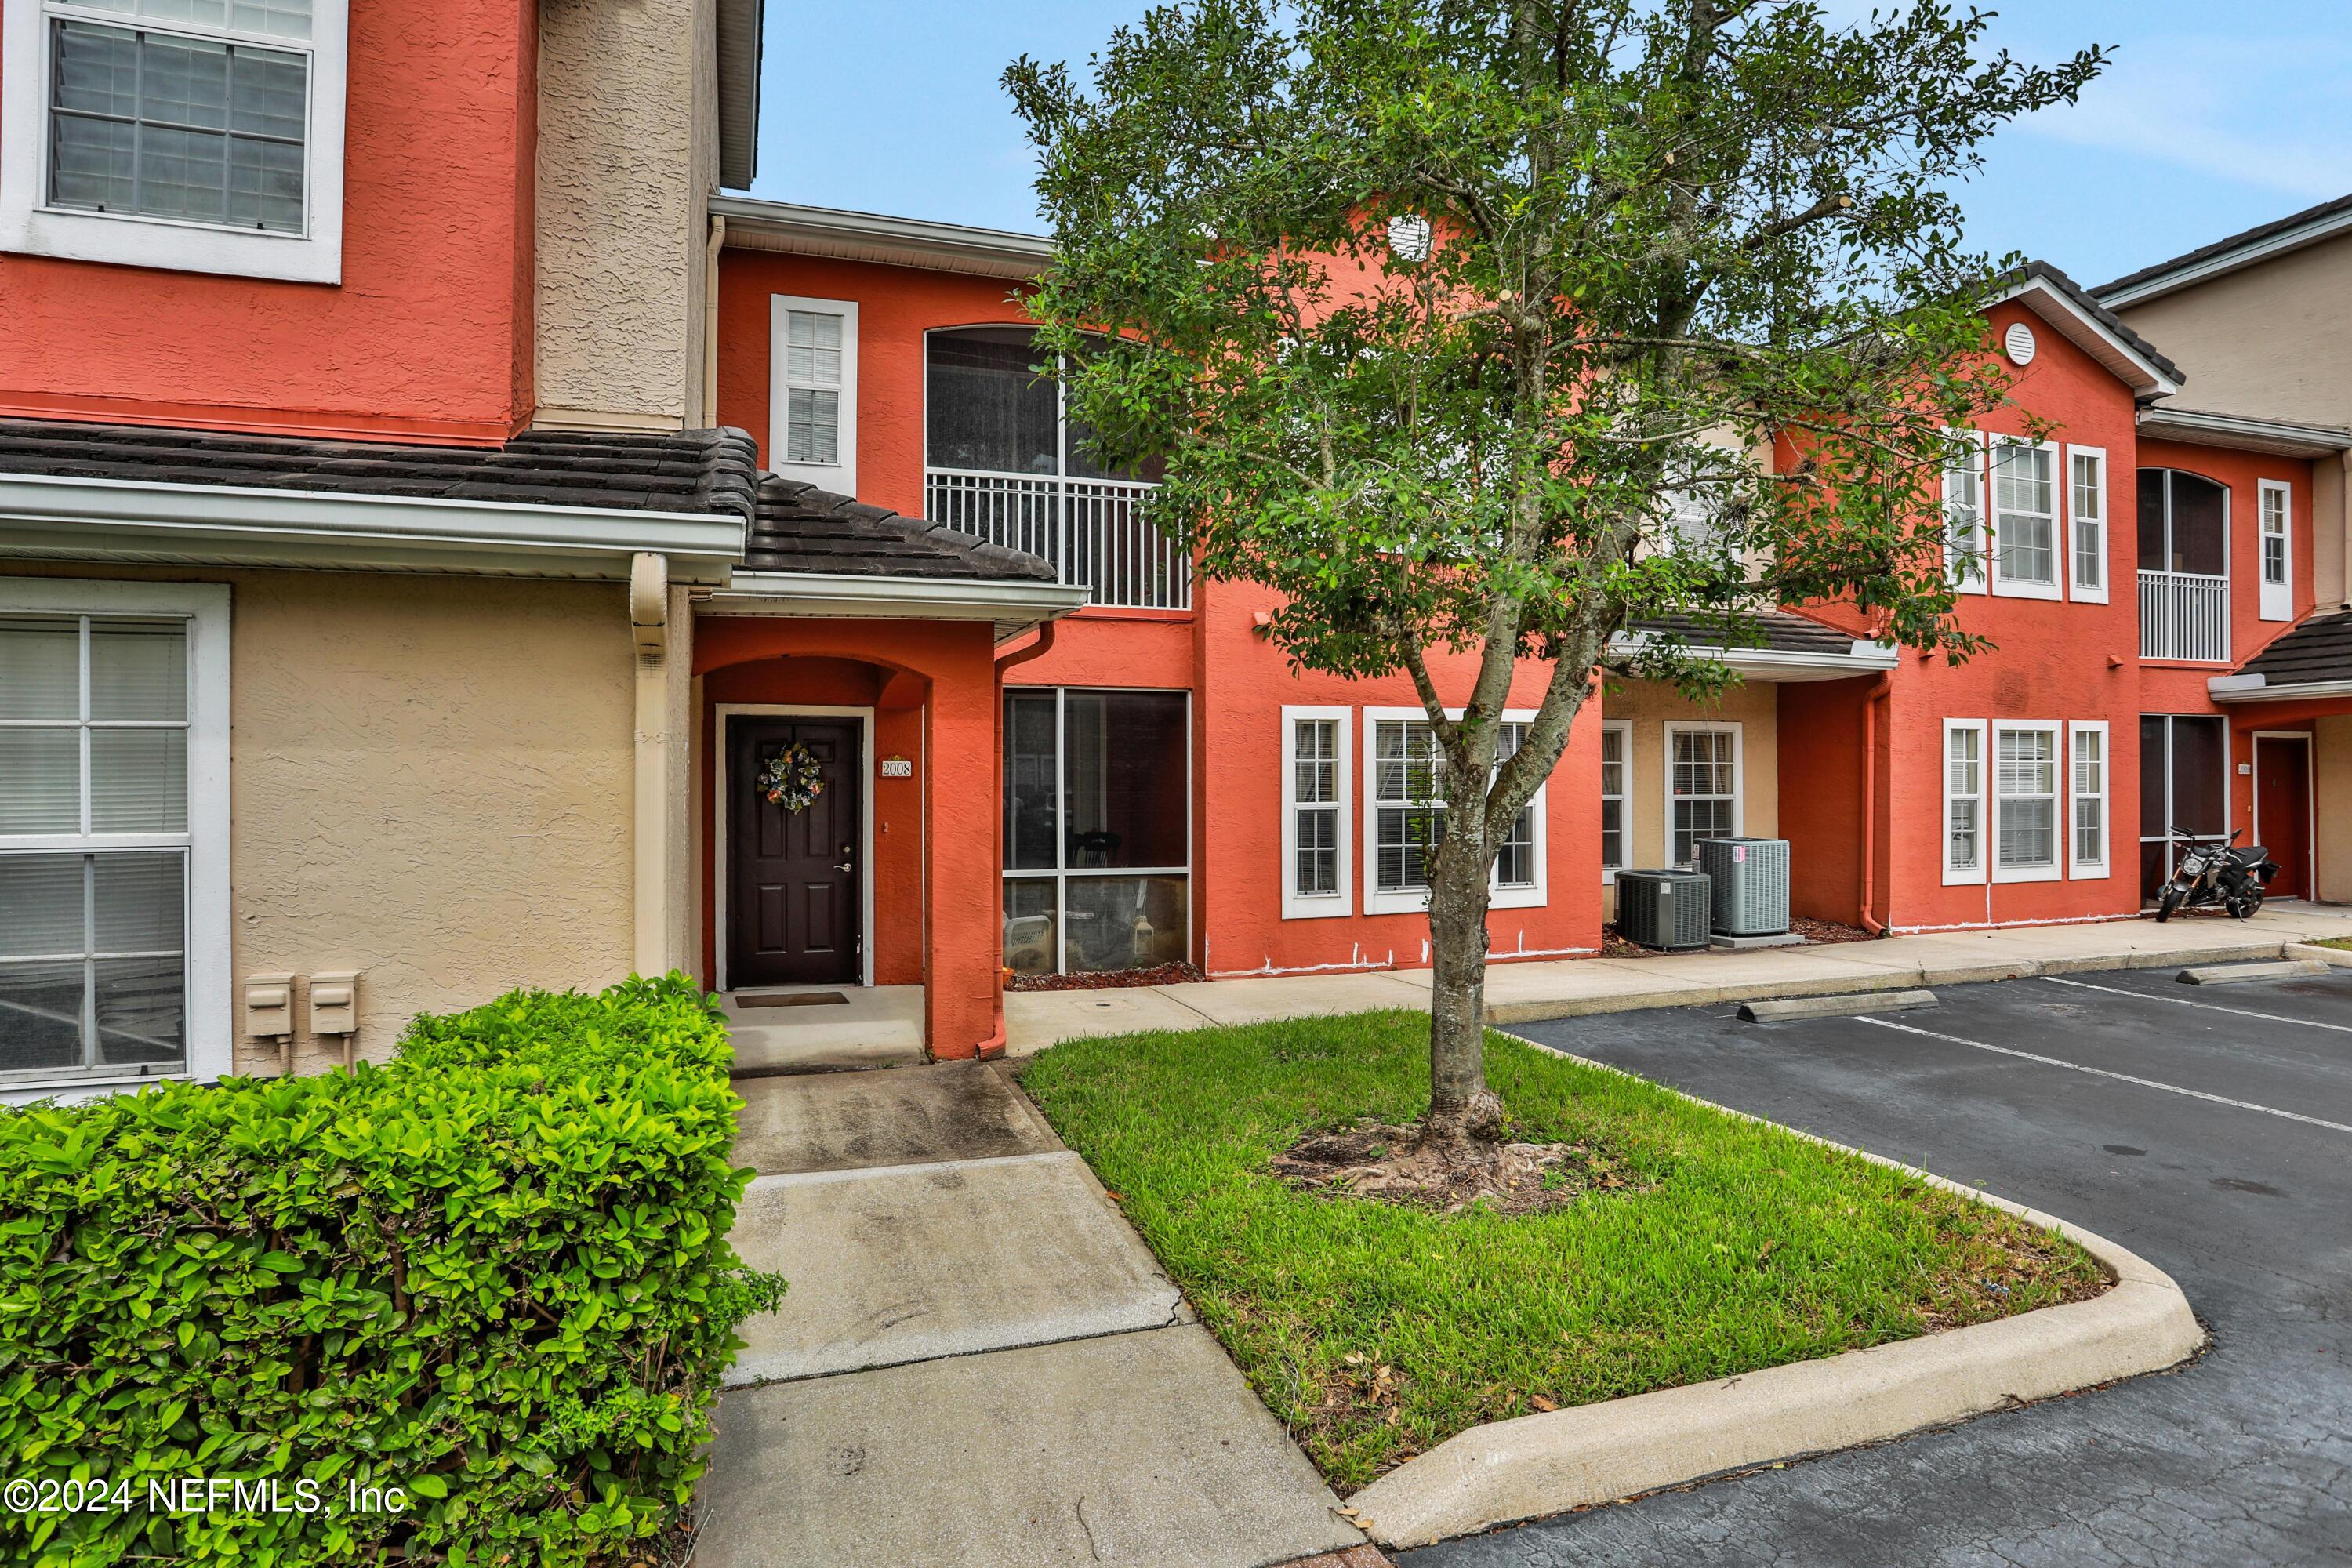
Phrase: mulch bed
[
  {"left": 1270, "top": 1120, "right": 1639, "bottom": 1217},
  {"left": 1004, "top": 960, "right": 1208, "bottom": 993},
  {"left": 1599, "top": 913, "right": 1878, "bottom": 958}
]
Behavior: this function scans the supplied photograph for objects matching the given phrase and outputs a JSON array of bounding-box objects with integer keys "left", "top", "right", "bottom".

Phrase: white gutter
[
  {"left": 702, "top": 568, "right": 1089, "bottom": 641},
  {"left": 2136, "top": 406, "right": 2352, "bottom": 460},
  {"left": 2208, "top": 672, "right": 2352, "bottom": 703},
  {"left": 1606, "top": 632, "right": 1900, "bottom": 682},
  {"left": 711, "top": 195, "right": 1054, "bottom": 281},
  {"left": 0, "top": 470, "right": 746, "bottom": 584},
  {"left": 2097, "top": 205, "right": 2352, "bottom": 310}
]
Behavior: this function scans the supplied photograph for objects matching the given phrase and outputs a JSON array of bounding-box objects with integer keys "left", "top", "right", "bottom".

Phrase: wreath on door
[{"left": 758, "top": 743, "right": 827, "bottom": 812}]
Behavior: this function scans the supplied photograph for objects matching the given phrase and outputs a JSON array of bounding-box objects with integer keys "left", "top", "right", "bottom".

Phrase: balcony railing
[
  {"left": 925, "top": 468, "right": 1189, "bottom": 611},
  {"left": 2137, "top": 569, "right": 2230, "bottom": 662}
]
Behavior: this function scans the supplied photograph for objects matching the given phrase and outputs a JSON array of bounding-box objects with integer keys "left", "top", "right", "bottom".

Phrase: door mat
[{"left": 735, "top": 992, "right": 851, "bottom": 1008}]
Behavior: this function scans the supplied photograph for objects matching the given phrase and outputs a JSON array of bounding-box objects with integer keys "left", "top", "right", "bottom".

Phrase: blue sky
[{"left": 748, "top": 2, "right": 2352, "bottom": 289}]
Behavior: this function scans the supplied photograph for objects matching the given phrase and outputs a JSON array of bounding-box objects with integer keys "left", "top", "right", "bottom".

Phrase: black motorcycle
[{"left": 2154, "top": 826, "right": 2280, "bottom": 922}]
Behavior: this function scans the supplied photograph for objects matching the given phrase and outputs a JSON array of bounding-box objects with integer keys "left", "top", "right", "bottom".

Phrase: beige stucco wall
[
  {"left": 535, "top": 0, "right": 718, "bottom": 430},
  {"left": 2318, "top": 716, "right": 2352, "bottom": 905},
  {"left": 1598, "top": 677, "right": 1781, "bottom": 920},
  {"left": 2115, "top": 234, "right": 2352, "bottom": 608},
  {"left": 229, "top": 571, "right": 639, "bottom": 1071}
]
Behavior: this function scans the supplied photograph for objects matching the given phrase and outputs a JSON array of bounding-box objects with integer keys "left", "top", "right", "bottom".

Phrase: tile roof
[
  {"left": 744, "top": 475, "right": 1058, "bottom": 582},
  {"left": 0, "top": 419, "right": 763, "bottom": 521},
  {"left": 2094, "top": 192, "right": 2352, "bottom": 299},
  {"left": 1623, "top": 609, "right": 1860, "bottom": 657},
  {"left": 2008, "top": 260, "right": 2186, "bottom": 389},
  {"left": 2238, "top": 608, "right": 2352, "bottom": 688}
]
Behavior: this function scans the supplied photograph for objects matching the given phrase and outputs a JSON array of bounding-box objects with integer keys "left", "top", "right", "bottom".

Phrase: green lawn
[
  {"left": 2312, "top": 936, "right": 2351, "bottom": 951},
  {"left": 1018, "top": 1011, "right": 2103, "bottom": 1490}
]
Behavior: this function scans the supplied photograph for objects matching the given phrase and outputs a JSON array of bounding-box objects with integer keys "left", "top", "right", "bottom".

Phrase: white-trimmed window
[
  {"left": 1599, "top": 720, "right": 1630, "bottom": 879},
  {"left": 1943, "top": 719, "right": 1986, "bottom": 886},
  {"left": 1, "top": 0, "right": 347, "bottom": 283},
  {"left": 1664, "top": 722, "right": 1740, "bottom": 866},
  {"left": 1992, "top": 722, "right": 2061, "bottom": 882},
  {"left": 0, "top": 579, "right": 230, "bottom": 1100},
  {"left": 1943, "top": 428, "right": 1987, "bottom": 593},
  {"left": 2067, "top": 445, "right": 2108, "bottom": 602},
  {"left": 2257, "top": 480, "right": 2292, "bottom": 622},
  {"left": 1991, "top": 439, "right": 2061, "bottom": 599},
  {"left": 1362, "top": 708, "right": 1547, "bottom": 915},
  {"left": 771, "top": 295, "right": 859, "bottom": 493},
  {"left": 1280, "top": 707, "right": 1351, "bottom": 919},
  {"left": 2069, "top": 721, "right": 2108, "bottom": 877}
]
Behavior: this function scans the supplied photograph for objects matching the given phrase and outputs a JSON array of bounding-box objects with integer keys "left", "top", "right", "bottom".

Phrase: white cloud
[{"left": 2017, "top": 33, "right": 2352, "bottom": 200}]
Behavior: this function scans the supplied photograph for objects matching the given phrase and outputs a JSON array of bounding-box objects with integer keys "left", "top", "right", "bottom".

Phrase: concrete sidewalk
[
  {"left": 1005, "top": 905, "right": 2352, "bottom": 1052},
  {"left": 696, "top": 1061, "right": 1366, "bottom": 1568}
]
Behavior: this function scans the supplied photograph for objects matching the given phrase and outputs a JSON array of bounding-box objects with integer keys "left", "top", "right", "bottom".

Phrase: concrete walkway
[
  {"left": 1006, "top": 905, "right": 2352, "bottom": 1053},
  {"left": 697, "top": 1061, "right": 1366, "bottom": 1568}
]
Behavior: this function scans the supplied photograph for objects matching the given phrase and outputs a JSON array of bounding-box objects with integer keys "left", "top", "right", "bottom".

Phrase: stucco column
[
  {"left": 630, "top": 554, "right": 681, "bottom": 978},
  {"left": 923, "top": 634, "right": 1003, "bottom": 1059}
]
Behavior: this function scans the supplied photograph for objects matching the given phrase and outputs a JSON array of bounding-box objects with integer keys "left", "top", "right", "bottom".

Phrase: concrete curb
[
  {"left": 1480, "top": 935, "right": 2315, "bottom": 1027},
  {"left": 1343, "top": 1056, "right": 2207, "bottom": 1551},
  {"left": 2285, "top": 942, "right": 2352, "bottom": 969}
]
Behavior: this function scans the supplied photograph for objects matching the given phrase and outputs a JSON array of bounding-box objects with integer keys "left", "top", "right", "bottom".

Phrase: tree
[{"left": 1007, "top": 1, "right": 2103, "bottom": 1156}]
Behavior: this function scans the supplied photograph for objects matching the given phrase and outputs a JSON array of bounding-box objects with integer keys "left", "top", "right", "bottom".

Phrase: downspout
[
  {"left": 699, "top": 213, "right": 726, "bottom": 429},
  {"left": 1857, "top": 670, "right": 1893, "bottom": 936},
  {"left": 966, "top": 620, "right": 1061, "bottom": 1059},
  {"left": 631, "top": 553, "right": 673, "bottom": 975}
]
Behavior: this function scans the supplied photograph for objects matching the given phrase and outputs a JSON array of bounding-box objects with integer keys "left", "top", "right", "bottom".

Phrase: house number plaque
[{"left": 880, "top": 757, "right": 913, "bottom": 779}]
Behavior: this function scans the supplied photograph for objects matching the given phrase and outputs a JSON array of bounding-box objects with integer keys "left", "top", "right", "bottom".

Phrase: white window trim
[
  {"left": 0, "top": 0, "right": 347, "bottom": 284},
  {"left": 1661, "top": 720, "right": 1743, "bottom": 867},
  {"left": 1943, "top": 427, "right": 1988, "bottom": 595},
  {"left": 2068, "top": 720, "right": 2110, "bottom": 879},
  {"left": 0, "top": 577, "right": 230, "bottom": 1103},
  {"left": 1279, "top": 705, "right": 1352, "bottom": 920},
  {"left": 1991, "top": 720, "right": 2063, "bottom": 884},
  {"left": 1942, "top": 717, "right": 1987, "bottom": 887},
  {"left": 2064, "top": 444, "right": 2109, "bottom": 603},
  {"left": 770, "top": 294, "right": 859, "bottom": 493},
  {"left": 1599, "top": 718, "right": 1632, "bottom": 883},
  {"left": 1989, "top": 437, "right": 2063, "bottom": 601},
  {"left": 1360, "top": 706, "right": 1548, "bottom": 916},
  {"left": 2257, "top": 479, "right": 2293, "bottom": 622}
]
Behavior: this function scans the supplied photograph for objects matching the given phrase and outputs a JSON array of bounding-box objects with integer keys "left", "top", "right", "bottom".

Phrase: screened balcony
[
  {"left": 924, "top": 328, "right": 1189, "bottom": 611},
  {"left": 2137, "top": 468, "right": 2230, "bottom": 662}
]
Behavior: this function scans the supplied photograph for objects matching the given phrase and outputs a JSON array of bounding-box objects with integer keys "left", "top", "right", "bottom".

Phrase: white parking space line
[
  {"left": 1853, "top": 1015, "right": 2352, "bottom": 1135},
  {"left": 2041, "top": 974, "right": 2352, "bottom": 1035}
]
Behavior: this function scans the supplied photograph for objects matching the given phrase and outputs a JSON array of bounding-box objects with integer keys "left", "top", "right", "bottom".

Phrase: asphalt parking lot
[{"left": 1402, "top": 963, "right": 2352, "bottom": 1568}]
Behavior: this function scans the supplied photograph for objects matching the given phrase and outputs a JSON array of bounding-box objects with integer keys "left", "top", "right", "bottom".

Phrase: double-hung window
[
  {"left": 1991, "top": 440, "right": 2060, "bottom": 599},
  {"left": 1664, "top": 724, "right": 1740, "bottom": 866},
  {"left": 1362, "top": 709, "right": 1547, "bottom": 914},
  {"left": 0, "top": 582, "right": 228, "bottom": 1098},
  {"left": 2070, "top": 721, "right": 2108, "bottom": 877},
  {"left": 1993, "top": 723, "right": 2061, "bottom": 881},
  {"left": 2067, "top": 445, "right": 2108, "bottom": 602},
  {"left": 770, "top": 296, "right": 859, "bottom": 493},
  {"left": 1599, "top": 720, "right": 1630, "bottom": 879},
  {"left": 1943, "top": 429, "right": 1987, "bottom": 593},
  {"left": 1280, "top": 707, "right": 1350, "bottom": 919},
  {"left": 2, "top": 0, "right": 347, "bottom": 281},
  {"left": 1943, "top": 719, "right": 1986, "bottom": 885},
  {"left": 2257, "top": 481, "right": 2292, "bottom": 622}
]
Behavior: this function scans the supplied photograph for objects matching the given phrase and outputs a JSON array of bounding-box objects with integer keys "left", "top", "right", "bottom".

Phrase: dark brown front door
[
  {"left": 2255, "top": 734, "right": 2313, "bottom": 900},
  {"left": 728, "top": 716, "right": 862, "bottom": 986}
]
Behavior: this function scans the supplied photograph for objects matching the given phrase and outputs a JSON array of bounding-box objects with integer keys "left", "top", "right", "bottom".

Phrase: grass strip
[{"left": 1018, "top": 1010, "right": 2103, "bottom": 1490}]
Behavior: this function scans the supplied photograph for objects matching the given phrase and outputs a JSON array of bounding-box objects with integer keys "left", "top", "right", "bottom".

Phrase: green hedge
[{"left": 0, "top": 973, "right": 783, "bottom": 1567}]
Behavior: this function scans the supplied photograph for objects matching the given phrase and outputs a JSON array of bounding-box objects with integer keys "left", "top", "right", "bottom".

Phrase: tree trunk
[{"left": 1422, "top": 829, "right": 1504, "bottom": 1146}]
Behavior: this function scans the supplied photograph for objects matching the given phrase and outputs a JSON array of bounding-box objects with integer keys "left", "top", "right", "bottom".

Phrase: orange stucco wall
[
  {"left": 0, "top": 0, "right": 539, "bottom": 442},
  {"left": 694, "top": 615, "right": 1004, "bottom": 1058}
]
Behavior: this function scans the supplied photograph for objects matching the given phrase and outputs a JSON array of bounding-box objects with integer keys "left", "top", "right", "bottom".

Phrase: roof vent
[{"left": 2003, "top": 321, "right": 2038, "bottom": 366}]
